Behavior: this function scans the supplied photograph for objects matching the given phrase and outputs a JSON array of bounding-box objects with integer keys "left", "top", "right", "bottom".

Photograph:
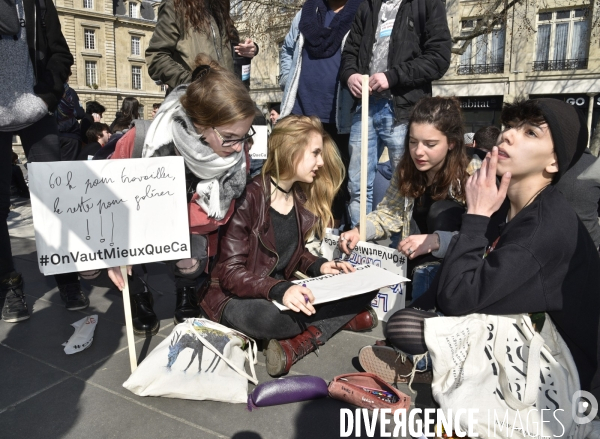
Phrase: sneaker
[
  {"left": 358, "top": 345, "right": 433, "bottom": 385},
  {"left": 59, "top": 283, "right": 90, "bottom": 311},
  {"left": 1, "top": 272, "right": 30, "bottom": 323}
]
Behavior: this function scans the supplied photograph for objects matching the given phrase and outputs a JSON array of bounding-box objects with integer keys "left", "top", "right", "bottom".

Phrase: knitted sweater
[{"left": 0, "top": 0, "right": 47, "bottom": 131}]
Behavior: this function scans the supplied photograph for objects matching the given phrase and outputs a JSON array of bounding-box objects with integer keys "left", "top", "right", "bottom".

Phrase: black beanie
[{"left": 534, "top": 98, "right": 588, "bottom": 182}]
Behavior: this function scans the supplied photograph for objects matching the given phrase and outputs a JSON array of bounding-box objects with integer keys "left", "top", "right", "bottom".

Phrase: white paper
[
  {"left": 273, "top": 264, "right": 408, "bottom": 311},
  {"left": 28, "top": 157, "right": 190, "bottom": 275},
  {"left": 63, "top": 315, "right": 98, "bottom": 354},
  {"left": 320, "top": 234, "right": 408, "bottom": 321},
  {"left": 249, "top": 125, "right": 268, "bottom": 159}
]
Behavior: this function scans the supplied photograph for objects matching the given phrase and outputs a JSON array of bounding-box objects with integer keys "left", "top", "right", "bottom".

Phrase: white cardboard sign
[
  {"left": 274, "top": 264, "right": 407, "bottom": 311},
  {"left": 249, "top": 125, "right": 268, "bottom": 159},
  {"left": 29, "top": 157, "right": 190, "bottom": 275},
  {"left": 321, "top": 234, "right": 407, "bottom": 322}
]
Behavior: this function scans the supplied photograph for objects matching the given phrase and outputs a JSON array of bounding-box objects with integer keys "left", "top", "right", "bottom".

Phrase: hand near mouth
[{"left": 465, "top": 146, "right": 511, "bottom": 218}]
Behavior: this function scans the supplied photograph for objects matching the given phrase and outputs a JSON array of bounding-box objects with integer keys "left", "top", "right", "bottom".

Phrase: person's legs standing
[
  {"left": 322, "top": 122, "right": 350, "bottom": 227},
  {"left": 376, "top": 100, "right": 407, "bottom": 171},
  {"left": 348, "top": 98, "right": 385, "bottom": 227},
  {"left": 0, "top": 133, "right": 15, "bottom": 276},
  {"left": 0, "top": 132, "right": 29, "bottom": 322}
]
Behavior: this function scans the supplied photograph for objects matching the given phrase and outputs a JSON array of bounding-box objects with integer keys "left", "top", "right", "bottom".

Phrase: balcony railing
[
  {"left": 532, "top": 58, "right": 588, "bottom": 71},
  {"left": 457, "top": 63, "right": 505, "bottom": 75}
]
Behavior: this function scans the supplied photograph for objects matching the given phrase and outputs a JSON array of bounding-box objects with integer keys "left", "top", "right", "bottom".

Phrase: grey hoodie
[{"left": 0, "top": 0, "right": 48, "bottom": 131}]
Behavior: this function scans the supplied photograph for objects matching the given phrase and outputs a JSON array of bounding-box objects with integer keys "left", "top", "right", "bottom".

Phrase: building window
[
  {"left": 230, "top": 0, "right": 242, "bottom": 17},
  {"left": 85, "top": 61, "right": 97, "bottom": 87},
  {"left": 534, "top": 9, "right": 589, "bottom": 71},
  {"left": 458, "top": 20, "right": 505, "bottom": 75},
  {"left": 132, "top": 65, "right": 142, "bottom": 89},
  {"left": 138, "top": 105, "right": 144, "bottom": 119},
  {"left": 131, "top": 36, "right": 140, "bottom": 56},
  {"left": 160, "top": 84, "right": 167, "bottom": 92},
  {"left": 84, "top": 29, "right": 95, "bottom": 50},
  {"left": 129, "top": 2, "right": 138, "bottom": 18},
  {"left": 83, "top": 0, "right": 93, "bottom": 8}
]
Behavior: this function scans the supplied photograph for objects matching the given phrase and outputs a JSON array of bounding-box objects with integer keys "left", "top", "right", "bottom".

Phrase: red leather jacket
[{"left": 199, "top": 175, "right": 321, "bottom": 322}]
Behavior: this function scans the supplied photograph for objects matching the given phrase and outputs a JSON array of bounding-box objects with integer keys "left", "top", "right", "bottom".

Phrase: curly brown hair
[
  {"left": 173, "top": 0, "right": 237, "bottom": 42},
  {"left": 397, "top": 96, "right": 469, "bottom": 201}
]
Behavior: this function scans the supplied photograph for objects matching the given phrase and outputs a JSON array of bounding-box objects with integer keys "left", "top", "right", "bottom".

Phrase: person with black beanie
[{"left": 361, "top": 98, "right": 600, "bottom": 404}]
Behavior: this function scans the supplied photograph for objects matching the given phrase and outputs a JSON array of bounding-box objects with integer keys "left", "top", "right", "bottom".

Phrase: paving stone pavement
[{"left": 1, "top": 196, "right": 433, "bottom": 439}]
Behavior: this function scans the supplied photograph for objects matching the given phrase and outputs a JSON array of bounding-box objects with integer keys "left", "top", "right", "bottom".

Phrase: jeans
[
  {"left": 348, "top": 97, "right": 407, "bottom": 227},
  {"left": 411, "top": 262, "right": 441, "bottom": 302},
  {"left": 0, "top": 115, "right": 61, "bottom": 277}
]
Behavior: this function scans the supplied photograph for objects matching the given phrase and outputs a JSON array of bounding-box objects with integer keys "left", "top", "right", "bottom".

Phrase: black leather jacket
[{"left": 340, "top": 0, "right": 451, "bottom": 124}]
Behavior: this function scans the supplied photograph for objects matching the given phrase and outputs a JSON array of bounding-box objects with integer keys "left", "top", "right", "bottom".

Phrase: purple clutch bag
[{"left": 247, "top": 375, "right": 328, "bottom": 411}]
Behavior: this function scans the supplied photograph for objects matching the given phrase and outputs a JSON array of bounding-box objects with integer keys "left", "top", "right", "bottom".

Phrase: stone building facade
[
  {"left": 436, "top": 0, "right": 600, "bottom": 138},
  {"left": 55, "top": 0, "right": 165, "bottom": 123}
]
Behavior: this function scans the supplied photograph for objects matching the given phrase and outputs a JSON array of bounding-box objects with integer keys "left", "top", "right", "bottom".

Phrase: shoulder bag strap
[{"left": 494, "top": 315, "right": 544, "bottom": 410}]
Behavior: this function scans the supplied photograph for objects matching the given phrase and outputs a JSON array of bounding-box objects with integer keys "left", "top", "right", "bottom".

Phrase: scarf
[
  {"left": 142, "top": 85, "right": 246, "bottom": 220},
  {"left": 298, "top": 0, "right": 364, "bottom": 59}
]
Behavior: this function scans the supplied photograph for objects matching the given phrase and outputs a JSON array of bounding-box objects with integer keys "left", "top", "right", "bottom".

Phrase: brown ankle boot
[
  {"left": 265, "top": 326, "right": 324, "bottom": 377},
  {"left": 341, "top": 307, "right": 378, "bottom": 332}
]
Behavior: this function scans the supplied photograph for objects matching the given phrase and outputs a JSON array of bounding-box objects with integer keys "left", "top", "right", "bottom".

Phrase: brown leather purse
[{"left": 328, "top": 372, "right": 411, "bottom": 410}]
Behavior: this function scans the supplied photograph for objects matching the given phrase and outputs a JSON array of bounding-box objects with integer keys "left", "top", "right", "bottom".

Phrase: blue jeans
[
  {"left": 348, "top": 97, "right": 407, "bottom": 227},
  {"left": 411, "top": 262, "right": 441, "bottom": 302}
]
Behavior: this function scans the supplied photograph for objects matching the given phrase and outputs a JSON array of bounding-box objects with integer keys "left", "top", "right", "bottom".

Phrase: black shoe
[
  {"left": 173, "top": 286, "right": 200, "bottom": 324},
  {"left": 59, "top": 283, "right": 90, "bottom": 311},
  {"left": 130, "top": 285, "right": 159, "bottom": 336},
  {"left": 1, "top": 272, "right": 30, "bottom": 323}
]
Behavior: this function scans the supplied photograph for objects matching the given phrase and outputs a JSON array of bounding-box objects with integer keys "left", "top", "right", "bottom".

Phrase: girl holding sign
[
  {"left": 199, "top": 115, "right": 378, "bottom": 377},
  {"left": 106, "top": 56, "right": 256, "bottom": 336},
  {"left": 339, "top": 96, "right": 480, "bottom": 300}
]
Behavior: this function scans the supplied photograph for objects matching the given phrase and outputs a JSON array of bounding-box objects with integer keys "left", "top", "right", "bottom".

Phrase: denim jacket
[{"left": 279, "top": 11, "right": 355, "bottom": 134}]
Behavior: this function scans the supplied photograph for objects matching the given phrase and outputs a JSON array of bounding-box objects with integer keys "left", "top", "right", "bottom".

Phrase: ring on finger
[{"left": 407, "top": 248, "right": 414, "bottom": 255}]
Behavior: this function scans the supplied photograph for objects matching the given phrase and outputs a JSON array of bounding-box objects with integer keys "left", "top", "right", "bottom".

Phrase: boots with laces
[
  {"left": 264, "top": 326, "right": 324, "bottom": 377},
  {"left": 1, "top": 272, "right": 29, "bottom": 323}
]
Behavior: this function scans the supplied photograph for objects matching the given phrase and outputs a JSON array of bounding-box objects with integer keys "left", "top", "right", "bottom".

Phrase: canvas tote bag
[
  {"left": 424, "top": 313, "right": 591, "bottom": 439},
  {"left": 123, "top": 318, "right": 258, "bottom": 403}
]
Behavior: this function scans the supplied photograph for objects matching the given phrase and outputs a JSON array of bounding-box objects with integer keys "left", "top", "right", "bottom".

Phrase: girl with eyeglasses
[
  {"left": 199, "top": 115, "right": 379, "bottom": 377},
  {"left": 100, "top": 55, "right": 256, "bottom": 336}
]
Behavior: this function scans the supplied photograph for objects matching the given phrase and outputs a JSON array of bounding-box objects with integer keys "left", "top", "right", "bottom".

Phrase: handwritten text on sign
[
  {"left": 29, "top": 157, "right": 190, "bottom": 275},
  {"left": 321, "top": 234, "right": 407, "bottom": 322}
]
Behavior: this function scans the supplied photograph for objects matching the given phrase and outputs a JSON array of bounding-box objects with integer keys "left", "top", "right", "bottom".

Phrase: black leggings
[
  {"left": 384, "top": 307, "right": 438, "bottom": 355},
  {"left": 221, "top": 291, "right": 377, "bottom": 341}
]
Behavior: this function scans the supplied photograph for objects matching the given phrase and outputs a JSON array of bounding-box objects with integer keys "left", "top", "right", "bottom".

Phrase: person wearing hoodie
[{"left": 0, "top": 0, "right": 73, "bottom": 323}]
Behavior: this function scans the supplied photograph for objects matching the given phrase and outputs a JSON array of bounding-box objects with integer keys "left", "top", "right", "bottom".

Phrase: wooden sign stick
[
  {"left": 121, "top": 266, "right": 138, "bottom": 373},
  {"left": 359, "top": 74, "right": 369, "bottom": 242}
]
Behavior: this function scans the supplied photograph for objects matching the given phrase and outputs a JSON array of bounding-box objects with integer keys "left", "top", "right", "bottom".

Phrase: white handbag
[
  {"left": 123, "top": 318, "right": 258, "bottom": 403},
  {"left": 424, "top": 313, "right": 591, "bottom": 439}
]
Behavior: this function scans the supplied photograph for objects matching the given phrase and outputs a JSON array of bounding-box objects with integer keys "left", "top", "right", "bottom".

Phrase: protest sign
[
  {"left": 321, "top": 234, "right": 407, "bottom": 322},
  {"left": 273, "top": 265, "right": 407, "bottom": 311},
  {"left": 249, "top": 125, "right": 268, "bottom": 160},
  {"left": 29, "top": 157, "right": 190, "bottom": 275}
]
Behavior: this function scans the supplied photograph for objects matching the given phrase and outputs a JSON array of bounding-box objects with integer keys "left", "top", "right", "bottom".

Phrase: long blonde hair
[{"left": 261, "top": 115, "right": 344, "bottom": 239}]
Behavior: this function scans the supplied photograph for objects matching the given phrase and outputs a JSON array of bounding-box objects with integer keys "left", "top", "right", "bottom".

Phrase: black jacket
[
  {"left": 340, "top": 0, "right": 451, "bottom": 124},
  {"left": 414, "top": 186, "right": 600, "bottom": 401},
  {"left": 23, "top": 0, "right": 73, "bottom": 112}
]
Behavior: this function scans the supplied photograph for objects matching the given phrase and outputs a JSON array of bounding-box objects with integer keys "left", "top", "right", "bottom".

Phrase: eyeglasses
[{"left": 212, "top": 126, "right": 256, "bottom": 148}]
